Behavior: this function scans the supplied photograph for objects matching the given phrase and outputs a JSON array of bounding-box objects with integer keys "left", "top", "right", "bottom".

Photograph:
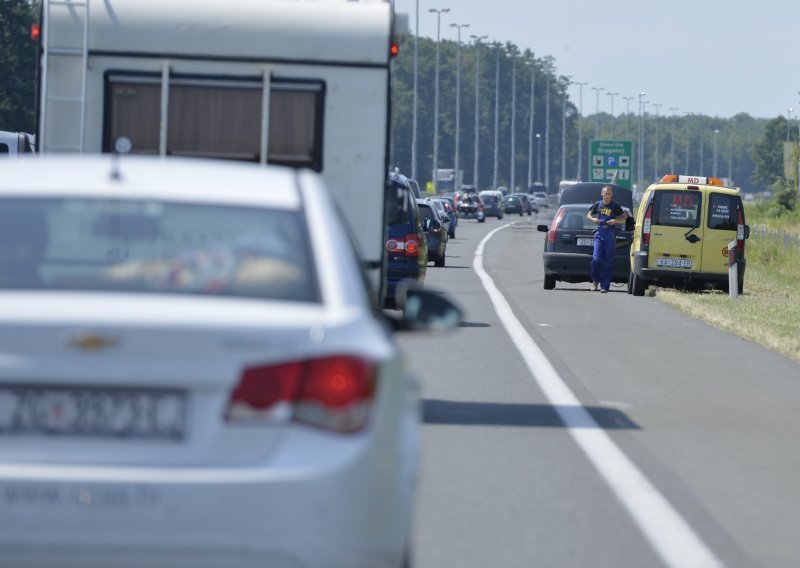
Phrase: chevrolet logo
[{"left": 68, "top": 333, "right": 119, "bottom": 351}]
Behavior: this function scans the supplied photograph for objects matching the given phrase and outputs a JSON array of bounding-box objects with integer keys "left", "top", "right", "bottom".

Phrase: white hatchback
[{"left": 0, "top": 156, "right": 459, "bottom": 568}]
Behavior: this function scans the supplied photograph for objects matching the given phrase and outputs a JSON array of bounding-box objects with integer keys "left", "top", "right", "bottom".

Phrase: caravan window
[{"left": 104, "top": 74, "right": 323, "bottom": 169}]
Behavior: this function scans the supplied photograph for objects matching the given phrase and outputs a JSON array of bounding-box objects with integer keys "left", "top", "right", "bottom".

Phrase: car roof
[{"left": 1, "top": 155, "right": 302, "bottom": 208}]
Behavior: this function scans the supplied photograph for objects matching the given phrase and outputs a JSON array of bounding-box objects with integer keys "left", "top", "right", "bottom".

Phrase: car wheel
[
  {"left": 449, "top": 230, "right": 455, "bottom": 238},
  {"left": 478, "top": 216, "right": 485, "bottom": 223},
  {"left": 627, "top": 271, "right": 633, "bottom": 294},
  {"left": 631, "top": 271, "right": 646, "bottom": 296},
  {"left": 434, "top": 252, "right": 445, "bottom": 267},
  {"left": 498, "top": 214, "right": 503, "bottom": 220},
  {"left": 544, "top": 274, "right": 556, "bottom": 290}
]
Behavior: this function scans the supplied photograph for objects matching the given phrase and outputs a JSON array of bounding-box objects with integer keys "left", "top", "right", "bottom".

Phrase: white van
[{"left": 34, "top": 0, "right": 406, "bottom": 298}]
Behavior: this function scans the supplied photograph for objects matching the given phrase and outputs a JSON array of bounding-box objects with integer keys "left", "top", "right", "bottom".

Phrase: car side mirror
[
  {"left": 392, "top": 286, "right": 462, "bottom": 332},
  {"left": 430, "top": 219, "right": 441, "bottom": 230},
  {"left": 536, "top": 224, "right": 548, "bottom": 232}
]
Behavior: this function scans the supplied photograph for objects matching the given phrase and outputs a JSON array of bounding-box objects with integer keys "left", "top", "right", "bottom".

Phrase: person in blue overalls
[{"left": 586, "top": 185, "right": 629, "bottom": 293}]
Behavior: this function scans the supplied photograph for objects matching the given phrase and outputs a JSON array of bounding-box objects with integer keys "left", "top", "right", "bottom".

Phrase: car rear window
[
  {"left": 0, "top": 198, "right": 319, "bottom": 302},
  {"left": 707, "top": 193, "right": 740, "bottom": 231},
  {"left": 386, "top": 183, "right": 412, "bottom": 225},
  {"left": 652, "top": 190, "right": 701, "bottom": 228},
  {"left": 418, "top": 204, "right": 435, "bottom": 223}
]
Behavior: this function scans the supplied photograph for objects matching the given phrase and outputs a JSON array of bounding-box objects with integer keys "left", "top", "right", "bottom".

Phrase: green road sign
[{"left": 589, "top": 140, "right": 633, "bottom": 190}]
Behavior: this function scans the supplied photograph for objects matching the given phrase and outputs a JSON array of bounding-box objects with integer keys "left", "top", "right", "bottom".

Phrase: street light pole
[
  {"left": 622, "top": 95, "right": 633, "bottom": 140},
  {"left": 527, "top": 59, "right": 536, "bottom": 189},
  {"left": 429, "top": 7, "right": 450, "bottom": 194},
  {"left": 592, "top": 86, "right": 604, "bottom": 139},
  {"left": 638, "top": 91, "right": 646, "bottom": 194},
  {"left": 536, "top": 133, "right": 542, "bottom": 182},
  {"left": 606, "top": 91, "right": 618, "bottom": 138},
  {"left": 684, "top": 112, "right": 691, "bottom": 174},
  {"left": 561, "top": 75, "right": 572, "bottom": 182},
  {"left": 471, "top": 34, "right": 487, "bottom": 188},
  {"left": 510, "top": 50, "right": 517, "bottom": 191},
  {"left": 574, "top": 81, "right": 587, "bottom": 180},
  {"left": 450, "top": 22, "right": 469, "bottom": 190},
  {"left": 713, "top": 128, "right": 719, "bottom": 178},
  {"left": 545, "top": 74, "right": 551, "bottom": 190},
  {"left": 411, "top": 0, "right": 419, "bottom": 179},
  {"left": 788, "top": 108, "right": 793, "bottom": 142},
  {"left": 652, "top": 103, "right": 661, "bottom": 180},
  {"left": 668, "top": 107, "right": 679, "bottom": 173},
  {"left": 492, "top": 42, "right": 501, "bottom": 189}
]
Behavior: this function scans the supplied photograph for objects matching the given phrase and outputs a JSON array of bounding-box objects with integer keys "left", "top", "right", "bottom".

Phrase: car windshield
[
  {"left": 482, "top": 195, "right": 498, "bottom": 205},
  {"left": 0, "top": 197, "right": 319, "bottom": 302}
]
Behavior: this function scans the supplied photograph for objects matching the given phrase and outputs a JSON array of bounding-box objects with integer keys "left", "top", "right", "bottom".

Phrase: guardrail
[{"left": 750, "top": 224, "right": 800, "bottom": 248}]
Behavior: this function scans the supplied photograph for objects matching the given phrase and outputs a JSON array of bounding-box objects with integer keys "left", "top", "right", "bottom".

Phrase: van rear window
[
  {"left": 707, "top": 193, "right": 739, "bottom": 231},
  {"left": 652, "top": 191, "right": 701, "bottom": 228}
]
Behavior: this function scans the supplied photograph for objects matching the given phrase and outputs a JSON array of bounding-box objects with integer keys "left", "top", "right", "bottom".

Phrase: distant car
[
  {"left": 531, "top": 191, "right": 549, "bottom": 208},
  {"left": 386, "top": 170, "right": 428, "bottom": 307},
  {"left": 536, "top": 203, "right": 633, "bottom": 290},
  {"left": 502, "top": 195, "right": 525, "bottom": 216},
  {"left": 422, "top": 197, "right": 452, "bottom": 239},
  {"left": 479, "top": 190, "right": 504, "bottom": 219},
  {"left": 0, "top": 155, "right": 462, "bottom": 568},
  {"left": 511, "top": 192, "right": 537, "bottom": 215},
  {"left": 432, "top": 196, "right": 457, "bottom": 238},
  {"left": 417, "top": 199, "right": 448, "bottom": 267},
  {"left": 457, "top": 193, "right": 486, "bottom": 222}
]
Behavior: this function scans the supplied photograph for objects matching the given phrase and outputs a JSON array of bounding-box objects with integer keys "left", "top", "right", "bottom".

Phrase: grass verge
[{"left": 654, "top": 228, "right": 800, "bottom": 363}]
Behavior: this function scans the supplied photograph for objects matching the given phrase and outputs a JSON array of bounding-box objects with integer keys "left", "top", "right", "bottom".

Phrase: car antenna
[{"left": 110, "top": 136, "right": 132, "bottom": 181}]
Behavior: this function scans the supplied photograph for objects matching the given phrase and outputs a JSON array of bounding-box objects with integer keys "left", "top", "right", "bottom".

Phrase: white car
[
  {"left": 0, "top": 130, "right": 35, "bottom": 157},
  {"left": 0, "top": 156, "right": 459, "bottom": 568}
]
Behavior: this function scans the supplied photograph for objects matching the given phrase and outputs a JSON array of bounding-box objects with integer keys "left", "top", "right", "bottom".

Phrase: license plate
[
  {"left": 577, "top": 238, "right": 593, "bottom": 247},
  {"left": 656, "top": 258, "right": 692, "bottom": 269},
  {"left": 0, "top": 386, "right": 187, "bottom": 439}
]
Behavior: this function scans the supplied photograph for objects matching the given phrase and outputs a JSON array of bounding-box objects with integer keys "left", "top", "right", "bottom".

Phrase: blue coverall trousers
[{"left": 591, "top": 232, "right": 616, "bottom": 291}]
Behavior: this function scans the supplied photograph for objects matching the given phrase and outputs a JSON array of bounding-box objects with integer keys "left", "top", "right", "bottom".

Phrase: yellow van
[{"left": 629, "top": 175, "right": 750, "bottom": 296}]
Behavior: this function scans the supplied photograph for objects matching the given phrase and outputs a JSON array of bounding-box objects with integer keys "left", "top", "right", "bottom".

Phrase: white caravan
[{"left": 35, "top": 0, "right": 405, "bottom": 297}]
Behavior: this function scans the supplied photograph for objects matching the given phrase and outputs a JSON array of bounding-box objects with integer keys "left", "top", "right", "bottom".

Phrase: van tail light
[
  {"left": 385, "top": 233, "right": 420, "bottom": 257},
  {"left": 736, "top": 209, "right": 745, "bottom": 256},
  {"left": 642, "top": 203, "right": 653, "bottom": 248},
  {"left": 226, "top": 356, "right": 377, "bottom": 433},
  {"left": 548, "top": 208, "right": 565, "bottom": 244}
]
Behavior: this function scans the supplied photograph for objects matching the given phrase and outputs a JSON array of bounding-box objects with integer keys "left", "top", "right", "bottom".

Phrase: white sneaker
[{"left": 591, "top": 282, "right": 598, "bottom": 291}]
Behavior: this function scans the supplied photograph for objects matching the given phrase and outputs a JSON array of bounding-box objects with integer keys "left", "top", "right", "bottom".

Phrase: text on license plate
[
  {"left": 577, "top": 238, "right": 593, "bottom": 247},
  {"left": 656, "top": 258, "right": 692, "bottom": 268},
  {"left": 0, "top": 386, "right": 187, "bottom": 439}
]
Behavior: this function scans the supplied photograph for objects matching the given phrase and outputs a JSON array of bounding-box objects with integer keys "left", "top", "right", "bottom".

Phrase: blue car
[{"left": 384, "top": 171, "right": 427, "bottom": 308}]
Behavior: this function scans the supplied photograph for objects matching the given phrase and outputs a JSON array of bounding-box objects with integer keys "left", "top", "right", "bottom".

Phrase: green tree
[
  {"left": 751, "top": 116, "right": 788, "bottom": 189},
  {"left": 0, "top": 0, "right": 37, "bottom": 132}
]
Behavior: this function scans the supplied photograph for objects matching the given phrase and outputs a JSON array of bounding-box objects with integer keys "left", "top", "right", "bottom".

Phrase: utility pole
[
  {"left": 429, "top": 7, "right": 450, "bottom": 193},
  {"left": 527, "top": 59, "right": 536, "bottom": 189},
  {"left": 652, "top": 103, "right": 661, "bottom": 180},
  {"left": 411, "top": 0, "right": 419, "bottom": 179},
  {"left": 471, "top": 34, "right": 488, "bottom": 187},
  {"left": 606, "top": 91, "right": 618, "bottom": 138},
  {"left": 492, "top": 42, "right": 501, "bottom": 189},
  {"left": 669, "top": 107, "right": 679, "bottom": 173},
  {"left": 622, "top": 96, "right": 633, "bottom": 140},
  {"left": 536, "top": 133, "right": 542, "bottom": 182},
  {"left": 713, "top": 129, "right": 719, "bottom": 178},
  {"left": 592, "top": 86, "right": 604, "bottom": 139},
  {"left": 561, "top": 75, "right": 572, "bottom": 182},
  {"left": 637, "top": 91, "right": 646, "bottom": 195},
  {"left": 510, "top": 50, "right": 517, "bottom": 191},
  {"left": 574, "top": 81, "right": 587, "bottom": 180},
  {"left": 545, "top": 74, "right": 551, "bottom": 190},
  {"left": 450, "top": 22, "right": 469, "bottom": 189}
]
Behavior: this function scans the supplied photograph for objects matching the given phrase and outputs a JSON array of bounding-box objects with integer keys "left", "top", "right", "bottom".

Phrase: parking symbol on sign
[
  {"left": 592, "top": 156, "right": 603, "bottom": 166},
  {"left": 607, "top": 156, "right": 617, "bottom": 167}
]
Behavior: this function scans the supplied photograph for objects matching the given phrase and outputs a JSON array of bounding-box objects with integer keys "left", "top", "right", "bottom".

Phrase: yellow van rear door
[
  {"left": 648, "top": 189, "right": 703, "bottom": 272},
  {"left": 701, "top": 192, "right": 740, "bottom": 275}
]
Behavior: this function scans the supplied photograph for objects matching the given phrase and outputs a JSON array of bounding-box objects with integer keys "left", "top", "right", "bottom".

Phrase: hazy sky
[{"left": 393, "top": 0, "right": 800, "bottom": 120}]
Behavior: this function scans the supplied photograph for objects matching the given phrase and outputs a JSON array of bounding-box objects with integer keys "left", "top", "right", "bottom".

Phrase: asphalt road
[{"left": 396, "top": 208, "right": 800, "bottom": 568}]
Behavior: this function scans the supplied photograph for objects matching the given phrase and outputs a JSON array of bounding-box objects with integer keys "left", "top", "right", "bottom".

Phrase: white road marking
[{"left": 474, "top": 224, "right": 724, "bottom": 568}]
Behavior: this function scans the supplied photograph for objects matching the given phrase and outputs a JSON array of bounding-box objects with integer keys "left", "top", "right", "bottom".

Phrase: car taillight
[
  {"left": 226, "top": 356, "right": 377, "bottom": 433},
  {"left": 404, "top": 232, "right": 420, "bottom": 256},
  {"left": 548, "top": 209, "right": 565, "bottom": 243},
  {"left": 736, "top": 208, "right": 745, "bottom": 256},
  {"left": 642, "top": 203, "right": 653, "bottom": 248}
]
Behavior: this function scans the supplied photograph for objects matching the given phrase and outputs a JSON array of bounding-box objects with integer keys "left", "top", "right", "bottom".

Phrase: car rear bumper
[
  {"left": 543, "top": 252, "right": 629, "bottom": 283},
  {"left": 633, "top": 252, "right": 746, "bottom": 287},
  {"left": 0, "top": 416, "right": 418, "bottom": 568}
]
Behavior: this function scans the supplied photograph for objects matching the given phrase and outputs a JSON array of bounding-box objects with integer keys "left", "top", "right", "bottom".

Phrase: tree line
[{"left": 390, "top": 36, "right": 797, "bottom": 195}]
